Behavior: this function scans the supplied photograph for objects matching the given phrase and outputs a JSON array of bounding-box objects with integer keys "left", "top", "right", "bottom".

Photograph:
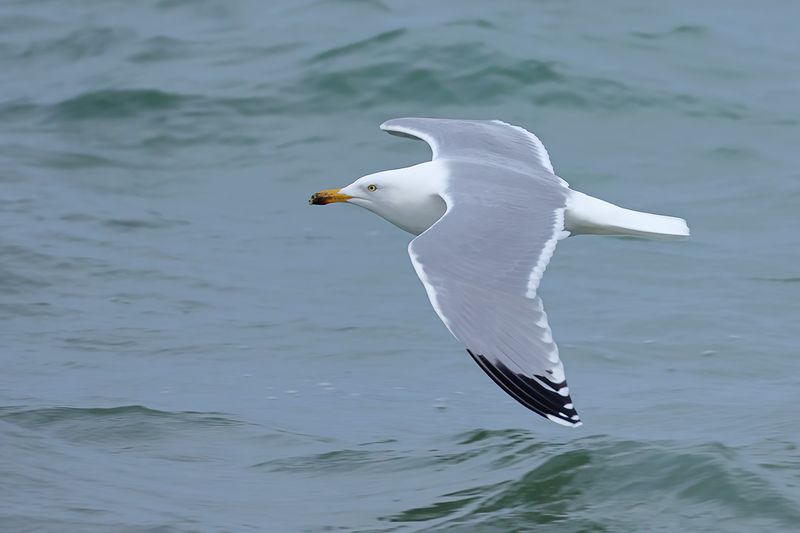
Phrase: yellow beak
[{"left": 309, "top": 188, "right": 352, "bottom": 205}]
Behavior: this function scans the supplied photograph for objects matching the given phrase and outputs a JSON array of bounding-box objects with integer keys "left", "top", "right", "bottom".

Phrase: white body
[
  {"left": 318, "top": 117, "right": 690, "bottom": 428},
  {"left": 341, "top": 160, "right": 690, "bottom": 239}
]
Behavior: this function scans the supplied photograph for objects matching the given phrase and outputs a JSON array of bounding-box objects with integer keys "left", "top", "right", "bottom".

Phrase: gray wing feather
[
  {"left": 381, "top": 117, "right": 566, "bottom": 185},
  {"left": 408, "top": 161, "right": 580, "bottom": 427}
]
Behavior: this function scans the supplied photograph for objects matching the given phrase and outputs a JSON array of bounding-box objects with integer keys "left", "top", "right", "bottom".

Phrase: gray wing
[
  {"left": 381, "top": 117, "right": 567, "bottom": 185},
  {"left": 408, "top": 161, "right": 580, "bottom": 427}
]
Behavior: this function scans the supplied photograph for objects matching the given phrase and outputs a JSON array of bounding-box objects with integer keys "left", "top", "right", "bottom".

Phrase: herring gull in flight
[{"left": 309, "top": 118, "right": 689, "bottom": 427}]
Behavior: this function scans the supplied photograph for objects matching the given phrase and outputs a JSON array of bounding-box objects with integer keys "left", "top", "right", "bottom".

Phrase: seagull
[{"left": 310, "top": 118, "right": 689, "bottom": 427}]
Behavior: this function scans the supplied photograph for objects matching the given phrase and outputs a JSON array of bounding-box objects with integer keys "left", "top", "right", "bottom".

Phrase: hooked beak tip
[{"left": 309, "top": 188, "right": 351, "bottom": 205}]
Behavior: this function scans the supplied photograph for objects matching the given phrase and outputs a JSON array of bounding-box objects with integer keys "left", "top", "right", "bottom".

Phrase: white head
[{"left": 309, "top": 162, "right": 446, "bottom": 235}]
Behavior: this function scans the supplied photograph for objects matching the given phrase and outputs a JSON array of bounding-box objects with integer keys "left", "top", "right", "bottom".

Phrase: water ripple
[
  {"left": 0, "top": 405, "right": 247, "bottom": 445},
  {"left": 386, "top": 436, "right": 800, "bottom": 531}
]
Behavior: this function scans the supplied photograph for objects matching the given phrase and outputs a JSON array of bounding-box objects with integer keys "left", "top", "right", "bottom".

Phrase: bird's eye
[{"left": 367, "top": 184, "right": 378, "bottom": 192}]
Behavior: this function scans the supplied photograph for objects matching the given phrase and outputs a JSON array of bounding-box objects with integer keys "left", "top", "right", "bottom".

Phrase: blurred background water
[{"left": 1, "top": 1, "right": 799, "bottom": 531}]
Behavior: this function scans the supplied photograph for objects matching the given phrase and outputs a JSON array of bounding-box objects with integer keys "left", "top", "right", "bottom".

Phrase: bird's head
[
  {"left": 309, "top": 163, "right": 446, "bottom": 235},
  {"left": 309, "top": 169, "right": 405, "bottom": 210}
]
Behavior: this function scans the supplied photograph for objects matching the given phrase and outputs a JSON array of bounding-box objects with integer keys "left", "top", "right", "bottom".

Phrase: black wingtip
[{"left": 467, "top": 349, "right": 581, "bottom": 428}]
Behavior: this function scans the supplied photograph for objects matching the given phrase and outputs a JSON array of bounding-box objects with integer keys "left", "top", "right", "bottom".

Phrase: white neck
[{"left": 347, "top": 161, "right": 448, "bottom": 235}]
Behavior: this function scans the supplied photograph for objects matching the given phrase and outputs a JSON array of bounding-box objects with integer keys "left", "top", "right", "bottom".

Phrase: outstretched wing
[
  {"left": 408, "top": 160, "right": 580, "bottom": 427},
  {"left": 381, "top": 117, "right": 565, "bottom": 185}
]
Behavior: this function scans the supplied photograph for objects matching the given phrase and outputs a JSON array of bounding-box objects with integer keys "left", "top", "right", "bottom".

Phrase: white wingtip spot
[{"left": 547, "top": 414, "right": 582, "bottom": 428}]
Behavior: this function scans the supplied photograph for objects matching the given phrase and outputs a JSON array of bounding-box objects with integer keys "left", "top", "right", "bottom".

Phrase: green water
[{"left": 1, "top": 1, "right": 799, "bottom": 531}]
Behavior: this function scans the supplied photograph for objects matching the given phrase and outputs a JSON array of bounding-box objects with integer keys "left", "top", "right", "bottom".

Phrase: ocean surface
[{"left": 1, "top": 1, "right": 799, "bottom": 531}]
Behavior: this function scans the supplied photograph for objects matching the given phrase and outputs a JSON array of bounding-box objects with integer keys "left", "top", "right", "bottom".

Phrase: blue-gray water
[{"left": 2, "top": 1, "right": 799, "bottom": 531}]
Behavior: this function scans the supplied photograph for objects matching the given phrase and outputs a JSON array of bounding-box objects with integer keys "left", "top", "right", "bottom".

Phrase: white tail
[{"left": 565, "top": 191, "right": 689, "bottom": 238}]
